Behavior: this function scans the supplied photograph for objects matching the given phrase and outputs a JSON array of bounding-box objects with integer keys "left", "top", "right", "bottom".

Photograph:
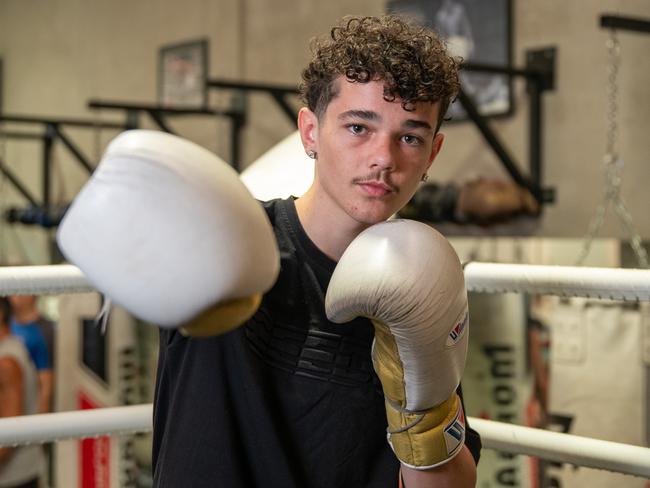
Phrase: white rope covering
[
  {"left": 0, "top": 264, "right": 92, "bottom": 296},
  {"left": 471, "top": 417, "right": 650, "bottom": 479},
  {"left": 2, "top": 263, "right": 650, "bottom": 300},
  {"left": 0, "top": 406, "right": 648, "bottom": 478},
  {"left": 0, "top": 405, "right": 152, "bottom": 446},
  {"left": 464, "top": 262, "right": 650, "bottom": 300}
]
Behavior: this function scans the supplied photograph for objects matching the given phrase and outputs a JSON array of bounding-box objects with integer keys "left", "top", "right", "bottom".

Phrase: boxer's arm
[{"left": 401, "top": 445, "right": 476, "bottom": 488}]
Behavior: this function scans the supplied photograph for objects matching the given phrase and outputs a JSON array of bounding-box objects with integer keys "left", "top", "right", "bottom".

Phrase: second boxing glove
[
  {"left": 57, "top": 130, "right": 280, "bottom": 336},
  {"left": 325, "top": 219, "right": 469, "bottom": 469}
]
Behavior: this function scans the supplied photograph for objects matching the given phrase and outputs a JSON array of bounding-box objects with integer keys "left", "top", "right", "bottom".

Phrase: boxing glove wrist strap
[{"left": 385, "top": 393, "right": 466, "bottom": 470}]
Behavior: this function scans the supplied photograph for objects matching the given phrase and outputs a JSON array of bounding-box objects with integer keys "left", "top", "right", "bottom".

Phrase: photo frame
[
  {"left": 386, "top": 0, "right": 513, "bottom": 121},
  {"left": 158, "top": 39, "right": 209, "bottom": 109}
]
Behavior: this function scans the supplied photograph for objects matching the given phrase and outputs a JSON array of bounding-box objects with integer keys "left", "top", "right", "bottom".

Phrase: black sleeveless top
[{"left": 152, "top": 198, "right": 481, "bottom": 488}]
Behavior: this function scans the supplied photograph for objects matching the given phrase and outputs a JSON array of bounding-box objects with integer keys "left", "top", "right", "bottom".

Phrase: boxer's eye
[
  {"left": 402, "top": 134, "right": 423, "bottom": 146},
  {"left": 347, "top": 124, "right": 367, "bottom": 135}
]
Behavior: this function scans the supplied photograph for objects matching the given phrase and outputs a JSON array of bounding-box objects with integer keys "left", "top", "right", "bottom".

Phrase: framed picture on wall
[
  {"left": 386, "top": 0, "right": 513, "bottom": 121},
  {"left": 158, "top": 39, "right": 209, "bottom": 109}
]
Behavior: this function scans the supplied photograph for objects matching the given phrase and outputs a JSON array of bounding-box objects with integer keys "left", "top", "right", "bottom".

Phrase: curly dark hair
[{"left": 300, "top": 15, "right": 460, "bottom": 130}]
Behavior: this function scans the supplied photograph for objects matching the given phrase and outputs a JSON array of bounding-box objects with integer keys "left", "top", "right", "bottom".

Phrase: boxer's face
[{"left": 301, "top": 77, "right": 444, "bottom": 227}]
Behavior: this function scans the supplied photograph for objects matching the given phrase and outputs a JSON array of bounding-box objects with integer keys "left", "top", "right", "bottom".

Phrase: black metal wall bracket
[
  {"left": 206, "top": 79, "right": 300, "bottom": 125},
  {"left": 460, "top": 46, "right": 557, "bottom": 206},
  {"left": 600, "top": 14, "right": 650, "bottom": 34},
  {"left": 86, "top": 100, "right": 247, "bottom": 171},
  {"left": 1, "top": 45, "right": 560, "bottom": 229},
  {"left": 526, "top": 47, "right": 556, "bottom": 92},
  {"left": 0, "top": 115, "right": 128, "bottom": 209}
]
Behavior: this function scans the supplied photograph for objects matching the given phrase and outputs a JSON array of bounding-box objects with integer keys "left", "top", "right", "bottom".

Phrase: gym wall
[{"left": 0, "top": 0, "right": 648, "bottom": 264}]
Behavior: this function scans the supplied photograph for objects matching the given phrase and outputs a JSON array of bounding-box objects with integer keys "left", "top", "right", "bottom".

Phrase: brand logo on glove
[
  {"left": 446, "top": 312, "right": 468, "bottom": 347},
  {"left": 443, "top": 406, "right": 466, "bottom": 455}
]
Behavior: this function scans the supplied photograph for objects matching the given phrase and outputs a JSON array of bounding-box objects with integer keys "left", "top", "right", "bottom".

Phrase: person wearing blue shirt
[{"left": 8, "top": 296, "right": 55, "bottom": 414}]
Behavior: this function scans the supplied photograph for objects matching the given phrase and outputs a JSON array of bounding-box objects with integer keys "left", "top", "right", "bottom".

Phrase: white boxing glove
[
  {"left": 240, "top": 131, "right": 314, "bottom": 200},
  {"left": 57, "top": 130, "right": 280, "bottom": 336},
  {"left": 325, "top": 220, "right": 469, "bottom": 469}
]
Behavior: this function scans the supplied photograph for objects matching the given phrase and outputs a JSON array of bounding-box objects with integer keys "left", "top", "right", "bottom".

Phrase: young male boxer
[{"left": 58, "top": 15, "right": 481, "bottom": 487}]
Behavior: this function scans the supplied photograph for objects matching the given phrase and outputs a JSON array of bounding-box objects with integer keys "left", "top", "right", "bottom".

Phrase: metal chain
[
  {"left": 605, "top": 32, "right": 620, "bottom": 158},
  {"left": 576, "top": 29, "right": 648, "bottom": 268}
]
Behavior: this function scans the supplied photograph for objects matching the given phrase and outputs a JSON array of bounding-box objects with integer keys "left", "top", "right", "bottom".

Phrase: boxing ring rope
[
  {"left": 463, "top": 262, "right": 650, "bottom": 300},
  {"left": 0, "top": 264, "right": 90, "bottom": 296},
  {"left": 0, "top": 406, "right": 648, "bottom": 478},
  {"left": 2, "top": 262, "right": 650, "bottom": 478},
  {"left": 470, "top": 418, "right": 650, "bottom": 479},
  {"left": 0, "top": 405, "right": 152, "bottom": 446},
  {"left": 3, "top": 262, "right": 650, "bottom": 300}
]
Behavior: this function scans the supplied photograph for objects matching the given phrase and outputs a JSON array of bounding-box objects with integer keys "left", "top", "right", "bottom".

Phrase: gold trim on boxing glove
[
  {"left": 370, "top": 319, "right": 466, "bottom": 469},
  {"left": 371, "top": 320, "right": 407, "bottom": 404},
  {"left": 179, "top": 294, "right": 262, "bottom": 337}
]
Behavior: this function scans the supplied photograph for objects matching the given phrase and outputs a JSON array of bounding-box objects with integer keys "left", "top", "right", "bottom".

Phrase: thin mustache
[{"left": 352, "top": 173, "right": 399, "bottom": 193}]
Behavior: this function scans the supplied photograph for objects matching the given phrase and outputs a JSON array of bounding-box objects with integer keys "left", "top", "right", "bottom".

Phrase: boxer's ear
[{"left": 298, "top": 107, "right": 319, "bottom": 155}]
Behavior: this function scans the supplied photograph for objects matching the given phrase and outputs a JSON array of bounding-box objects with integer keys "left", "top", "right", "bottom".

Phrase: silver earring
[
  {"left": 421, "top": 174, "right": 429, "bottom": 182},
  {"left": 306, "top": 150, "right": 316, "bottom": 159}
]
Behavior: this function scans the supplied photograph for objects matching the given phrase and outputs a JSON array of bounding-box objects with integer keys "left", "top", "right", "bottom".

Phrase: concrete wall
[{"left": 0, "top": 0, "right": 648, "bottom": 264}]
